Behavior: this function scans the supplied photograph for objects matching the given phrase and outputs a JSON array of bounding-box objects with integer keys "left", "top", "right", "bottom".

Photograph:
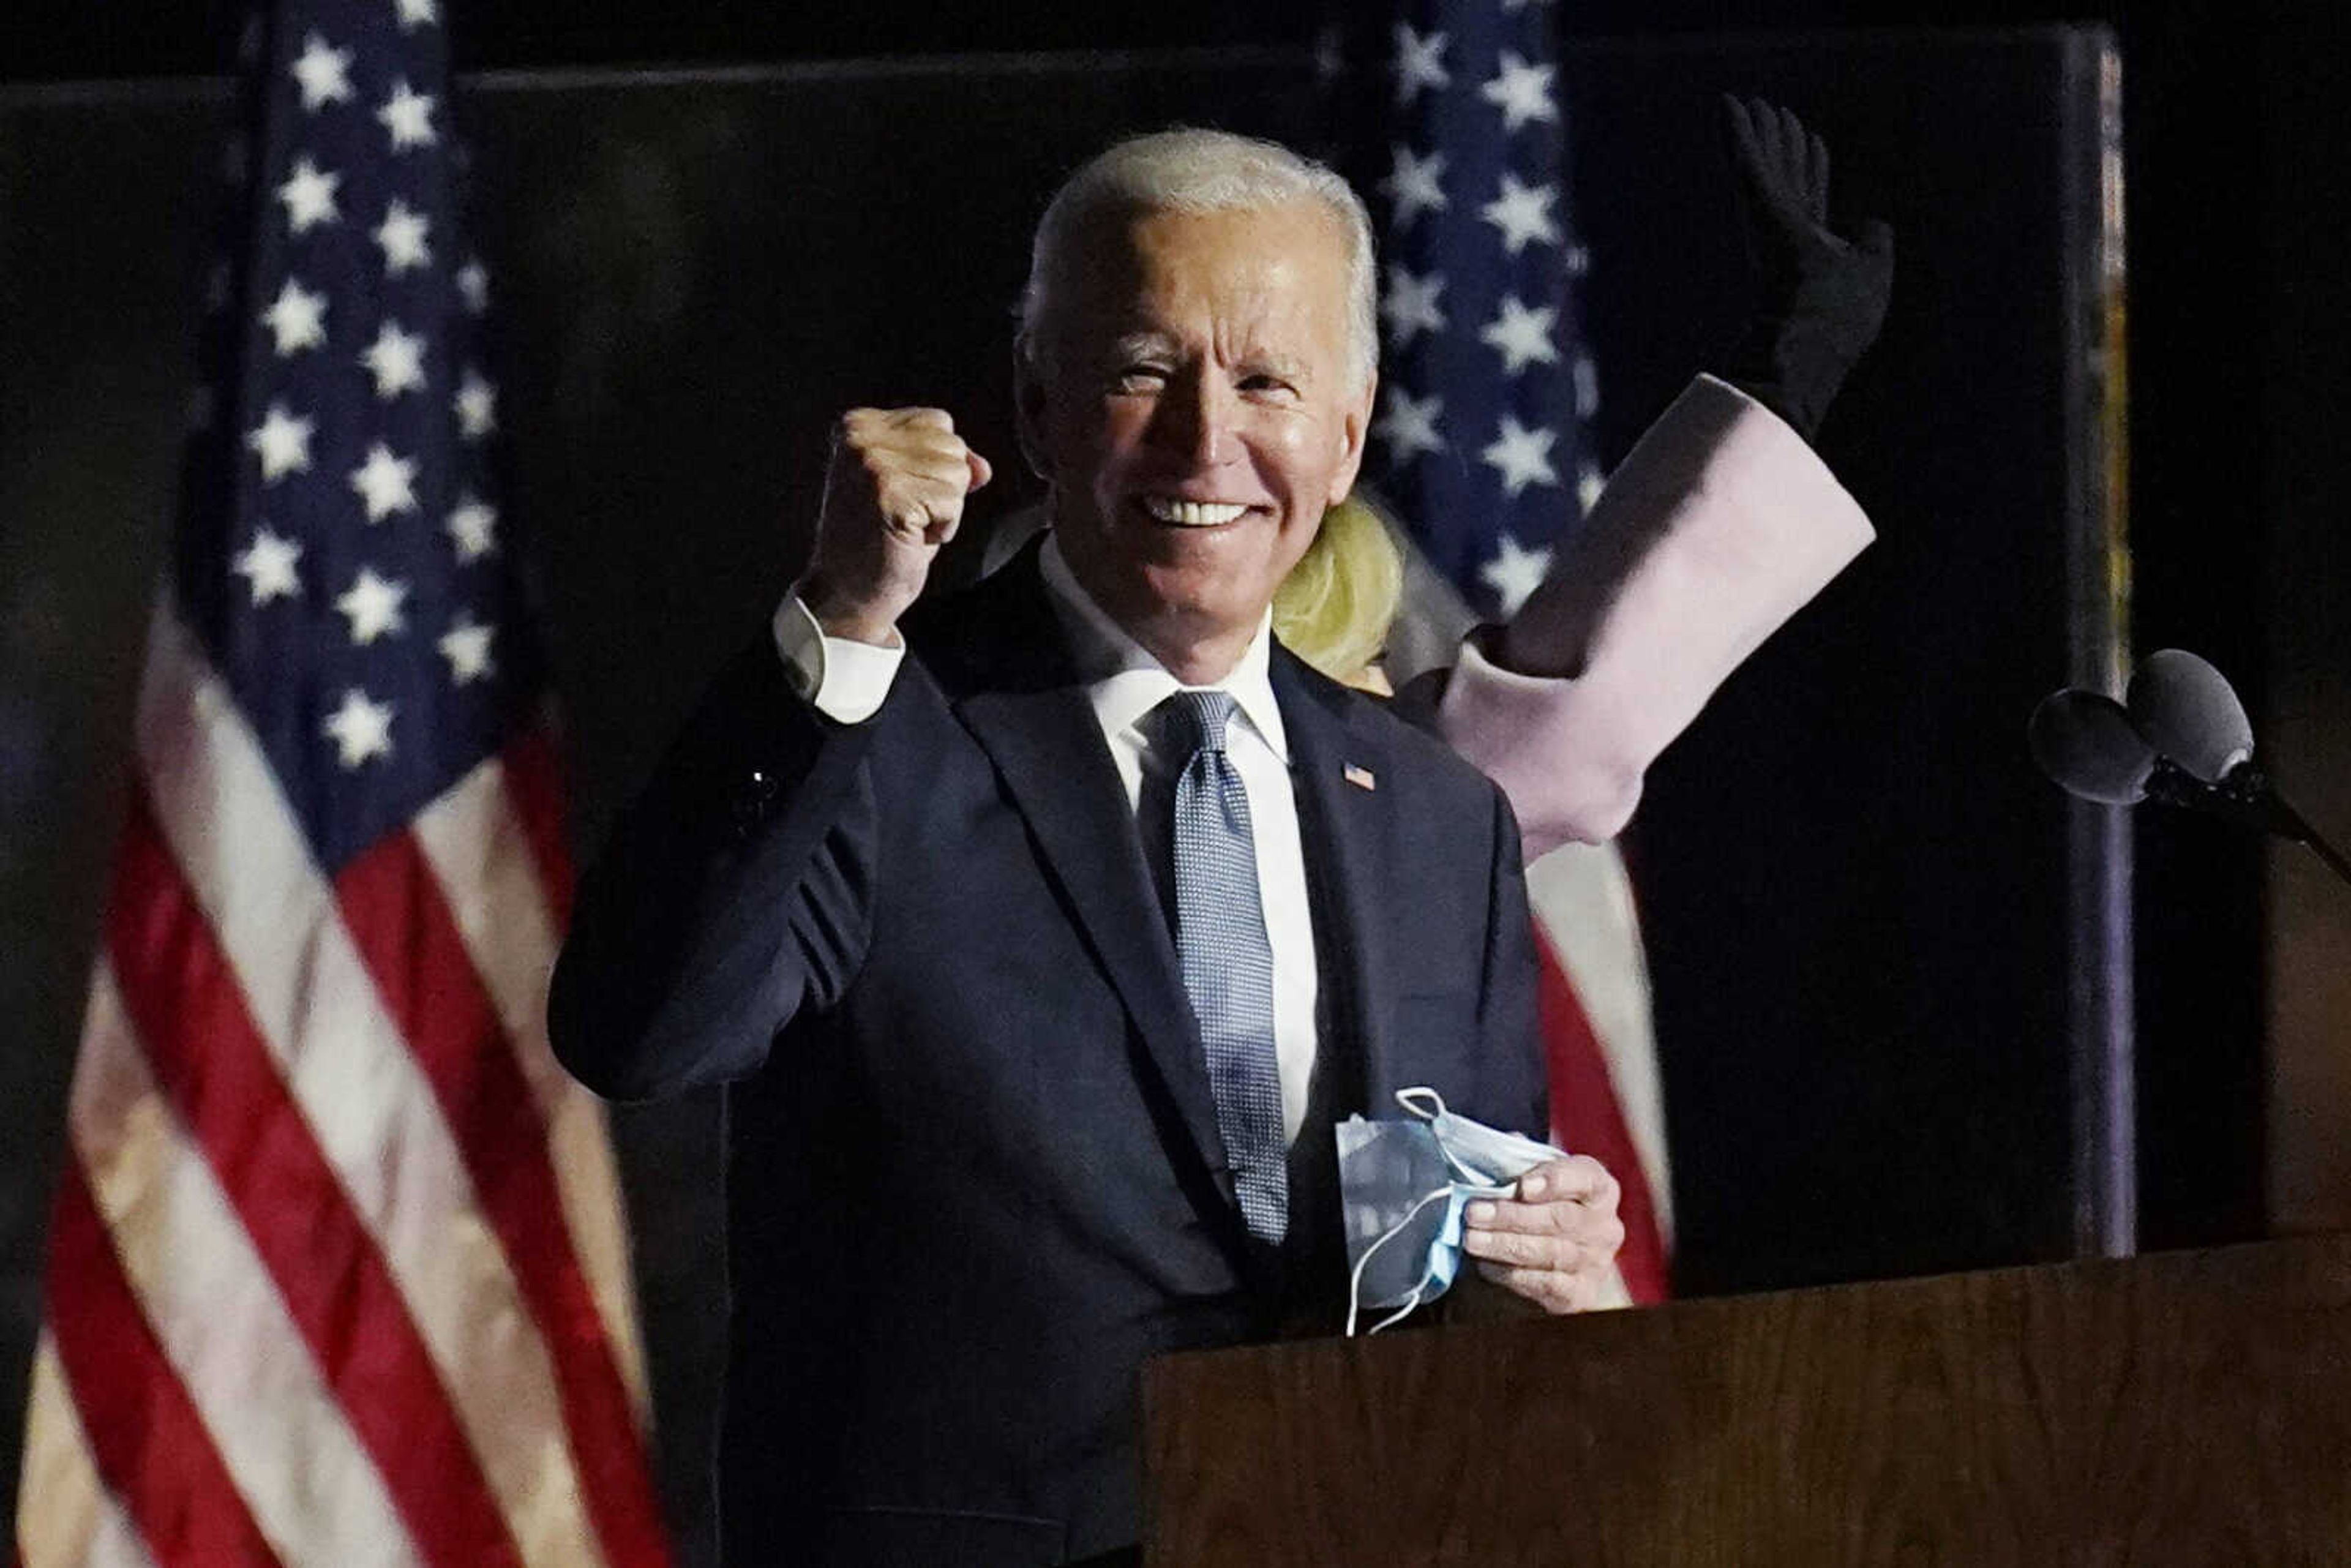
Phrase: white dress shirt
[{"left": 773, "top": 537, "right": 1322, "bottom": 1142}]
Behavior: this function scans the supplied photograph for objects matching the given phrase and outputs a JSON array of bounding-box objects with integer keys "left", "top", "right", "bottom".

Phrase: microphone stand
[{"left": 2143, "top": 759, "right": 2351, "bottom": 890}]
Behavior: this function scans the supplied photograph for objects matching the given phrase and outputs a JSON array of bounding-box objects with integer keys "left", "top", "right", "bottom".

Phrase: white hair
[{"left": 1016, "top": 128, "right": 1379, "bottom": 389}]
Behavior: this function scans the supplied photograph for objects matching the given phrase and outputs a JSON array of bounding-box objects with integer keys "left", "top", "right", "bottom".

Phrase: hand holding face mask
[
  {"left": 1338, "top": 1090, "right": 1629, "bottom": 1332},
  {"left": 1460, "top": 1154, "right": 1627, "bottom": 1315}
]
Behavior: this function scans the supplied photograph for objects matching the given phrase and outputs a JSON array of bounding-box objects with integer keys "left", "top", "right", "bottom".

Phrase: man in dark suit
[{"left": 549, "top": 129, "right": 1624, "bottom": 1567}]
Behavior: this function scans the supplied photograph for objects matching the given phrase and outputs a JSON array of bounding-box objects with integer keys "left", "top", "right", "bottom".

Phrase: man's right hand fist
[{"left": 796, "top": 407, "right": 993, "bottom": 645}]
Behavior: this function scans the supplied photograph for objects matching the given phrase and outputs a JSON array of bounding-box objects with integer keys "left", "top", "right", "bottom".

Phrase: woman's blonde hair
[{"left": 1272, "top": 496, "right": 1405, "bottom": 685}]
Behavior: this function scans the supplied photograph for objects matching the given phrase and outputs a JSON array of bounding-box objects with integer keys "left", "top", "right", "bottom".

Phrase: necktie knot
[{"left": 1159, "top": 688, "right": 1237, "bottom": 762}]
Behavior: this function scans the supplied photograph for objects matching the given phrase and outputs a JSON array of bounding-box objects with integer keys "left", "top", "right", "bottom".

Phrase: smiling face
[{"left": 1019, "top": 200, "right": 1374, "bottom": 683}]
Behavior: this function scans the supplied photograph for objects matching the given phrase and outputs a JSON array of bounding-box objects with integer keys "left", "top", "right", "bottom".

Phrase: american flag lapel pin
[{"left": 1343, "top": 763, "right": 1377, "bottom": 792}]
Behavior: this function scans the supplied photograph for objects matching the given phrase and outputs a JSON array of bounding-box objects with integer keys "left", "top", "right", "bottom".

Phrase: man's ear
[
  {"left": 1012, "top": 346, "right": 1054, "bottom": 481},
  {"left": 1329, "top": 370, "right": 1376, "bottom": 507}
]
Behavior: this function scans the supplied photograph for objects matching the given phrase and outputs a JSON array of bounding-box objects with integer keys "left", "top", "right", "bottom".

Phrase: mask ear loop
[
  {"left": 1346, "top": 1185, "right": 1455, "bottom": 1337},
  {"left": 1352, "top": 1089, "right": 1513, "bottom": 1335},
  {"left": 1396, "top": 1086, "right": 1515, "bottom": 1190},
  {"left": 1434, "top": 1144, "right": 1512, "bottom": 1193},
  {"left": 1365, "top": 1285, "right": 1430, "bottom": 1337},
  {"left": 1395, "top": 1086, "right": 1447, "bottom": 1122}
]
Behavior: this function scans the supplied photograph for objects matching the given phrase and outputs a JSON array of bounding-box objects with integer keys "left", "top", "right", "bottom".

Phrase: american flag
[
  {"left": 1329, "top": 1, "right": 1674, "bottom": 1302},
  {"left": 1330, "top": 0, "right": 1605, "bottom": 621},
  {"left": 14, "top": 3, "right": 674, "bottom": 1565}
]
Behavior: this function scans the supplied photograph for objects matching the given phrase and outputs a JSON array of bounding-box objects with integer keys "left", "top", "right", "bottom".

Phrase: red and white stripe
[
  {"left": 1526, "top": 839, "right": 1675, "bottom": 1305},
  {"left": 17, "top": 606, "right": 671, "bottom": 1568}
]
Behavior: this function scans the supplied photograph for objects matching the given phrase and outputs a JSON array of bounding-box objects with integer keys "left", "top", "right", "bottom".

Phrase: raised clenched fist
[{"left": 795, "top": 407, "right": 993, "bottom": 645}]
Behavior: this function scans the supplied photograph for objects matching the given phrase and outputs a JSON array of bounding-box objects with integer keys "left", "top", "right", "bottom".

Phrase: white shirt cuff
[{"left": 770, "top": 595, "right": 905, "bottom": 724}]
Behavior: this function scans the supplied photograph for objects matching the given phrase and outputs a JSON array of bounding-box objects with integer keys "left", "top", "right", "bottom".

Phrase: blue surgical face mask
[
  {"left": 1343, "top": 1179, "right": 1505, "bottom": 1335},
  {"left": 1336, "top": 1089, "right": 1567, "bottom": 1335},
  {"left": 1398, "top": 1086, "right": 1569, "bottom": 1187}
]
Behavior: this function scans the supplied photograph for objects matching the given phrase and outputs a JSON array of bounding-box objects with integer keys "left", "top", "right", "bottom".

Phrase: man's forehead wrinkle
[
  {"left": 1108, "top": 329, "right": 1175, "bottom": 360},
  {"left": 1095, "top": 292, "right": 1294, "bottom": 360},
  {"left": 1093, "top": 323, "right": 1319, "bottom": 391},
  {"left": 1049, "top": 200, "right": 1354, "bottom": 389}
]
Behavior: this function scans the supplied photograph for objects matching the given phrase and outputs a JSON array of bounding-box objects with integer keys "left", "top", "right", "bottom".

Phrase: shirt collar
[{"left": 1038, "top": 531, "right": 1289, "bottom": 764}]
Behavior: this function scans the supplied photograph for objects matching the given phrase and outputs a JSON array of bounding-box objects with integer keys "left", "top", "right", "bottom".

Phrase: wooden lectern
[{"left": 1142, "top": 1236, "right": 2351, "bottom": 1566}]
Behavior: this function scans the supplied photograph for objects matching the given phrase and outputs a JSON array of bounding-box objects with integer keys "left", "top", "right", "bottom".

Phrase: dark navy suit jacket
[{"left": 549, "top": 547, "right": 1543, "bottom": 1566}]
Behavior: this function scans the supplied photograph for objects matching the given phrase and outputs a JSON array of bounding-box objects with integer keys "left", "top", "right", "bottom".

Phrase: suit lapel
[
  {"left": 1273, "top": 650, "right": 1400, "bottom": 1117},
  {"left": 926, "top": 554, "right": 1231, "bottom": 1191}
]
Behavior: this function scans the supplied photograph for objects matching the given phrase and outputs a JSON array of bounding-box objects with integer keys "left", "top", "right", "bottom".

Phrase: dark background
[
  {"left": 6, "top": 0, "right": 2309, "bottom": 1253},
  {"left": 6, "top": 0, "right": 2348, "bottom": 1554}
]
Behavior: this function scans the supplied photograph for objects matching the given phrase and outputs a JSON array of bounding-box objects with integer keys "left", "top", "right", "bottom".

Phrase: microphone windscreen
[
  {"left": 2030, "top": 688, "right": 2155, "bottom": 803},
  {"left": 2128, "top": 648, "right": 2254, "bottom": 782}
]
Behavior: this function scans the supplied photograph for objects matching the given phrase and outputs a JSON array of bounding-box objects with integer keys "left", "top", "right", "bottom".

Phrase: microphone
[
  {"left": 2127, "top": 648, "right": 2253, "bottom": 783},
  {"left": 2028, "top": 689, "right": 2155, "bottom": 805},
  {"left": 2031, "top": 651, "right": 2351, "bottom": 890}
]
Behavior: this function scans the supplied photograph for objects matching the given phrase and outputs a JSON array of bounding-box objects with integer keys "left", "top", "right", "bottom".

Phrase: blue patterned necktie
[{"left": 1157, "top": 689, "right": 1288, "bottom": 1245}]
